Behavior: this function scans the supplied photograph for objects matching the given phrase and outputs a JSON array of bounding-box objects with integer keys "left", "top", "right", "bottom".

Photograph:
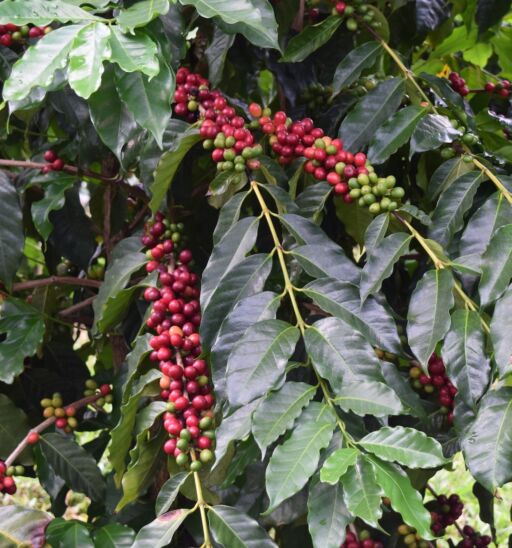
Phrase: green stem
[
  {"left": 471, "top": 156, "right": 512, "bottom": 207},
  {"left": 190, "top": 452, "right": 213, "bottom": 548}
]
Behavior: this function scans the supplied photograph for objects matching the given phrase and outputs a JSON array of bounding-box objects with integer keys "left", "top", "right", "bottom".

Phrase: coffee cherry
[{"left": 27, "top": 431, "right": 40, "bottom": 445}]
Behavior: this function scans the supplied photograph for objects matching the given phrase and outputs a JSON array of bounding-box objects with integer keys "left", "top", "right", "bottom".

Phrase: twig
[
  {"left": 104, "top": 183, "right": 113, "bottom": 259},
  {"left": 58, "top": 295, "right": 96, "bottom": 317},
  {"left": 12, "top": 276, "right": 102, "bottom": 292},
  {"left": 111, "top": 203, "right": 149, "bottom": 245}
]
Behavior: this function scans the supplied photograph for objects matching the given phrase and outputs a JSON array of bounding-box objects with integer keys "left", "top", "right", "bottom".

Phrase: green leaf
[
  {"left": 334, "top": 195, "right": 374, "bottom": 245},
  {"left": 307, "top": 477, "right": 352, "bottom": 548},
  {"left": 281, "top": 16, "right": 342, "bottom": 62},
  {"left": 302, "top": 278, "right": 401, "bottom": 353},
  {"left": 200, "top": 254, "right": 272, "bottom": 349},
  {"left": 442, "top": 310, "right": 489, "bottom": 410},
  {"left": 428, "top": 158, "right": 475, "bottom": 202},
  {"left": 213, "top": 191, "right": 249, "bottom": 245},
  {"left": 0, "top": 173, "right": 23, "bottom": 288},
  {"left": 333, "top": 379, "right": 404, "bottom": 417},
  {"left": 338, "top": 77, "right": 405, "bottom": 151},
  {"left": 3, "top": 24, "right": 85, "bottom": 101},
  {"left": 360, "top": 233, "right": 412, "bottom": 302},
  {"left": 320, "top": 448, "right": 359, "bottom": 485},
  {"left": 0, "top": 395, "right": 31, "bottom": 464},
  {"left": 0, "top": 0, "right": 101, "bottom": 25},
  {"left": 409, "top": 113, "right": 462, "bottom": 156},
  {"left": 265, "top": 402, "right": 335, "bottom": 511},
  {"left": 476, "top": 0, "right": 512, "bottom": 32},
  {"left": 479, "top": 224, "right": 512, "bottom": 306},
  {"left": 364, "top": 214, "right": 389, "bottom": 254},
  {"left": 40, "top": 433, "right": 105, "bottom": 501},
  {"left": 132, "top": 508, "right": 192, "bottom": 548},
  {"left": 208, "top": 505, "right": 277, "bottom": 547},
  {"left": 359, "top": 426, "right": 446, "bottom": 468},
  {"left": 463, "top": 387, "right": 512, "bottom": 491},
  {"left": 109, "top": 27, "right": 159, "bottom": 77},
  {"left": 332, "top": 41, "right": 381, "bottom": 96},
  {"left": 367, "top": 455, "right": 433, "bottom": 539},
  {"left": 31, "top": 175, "right": 77, "bottom": 241},
  {"left": 0, "top": 297, "right": 45, "bottom": 384},
  {"left": 407, "top": 269, "right": 454, "bottom": 368},
  {"left": 116, "top": 62, "right": 175, "bottom": 147},
  {"left": 46, "top": 519, "right": 94, "bottom": 548},
  {"left": 416, "top": 0, "right": 449, "bottom": 31},
  {"left": 226, "top": 319, "right": 300, "bottom": 406},
  {"left": 380, "top": 361, "right": 427, "bottom": 419},
  {"left": 117, "top": 0, "right": 170, "bottom": 32},
  {"left": 367, "top": 106, "right": 427, "bottom": 165},
  {"left": 206, "top": 27, "right": 235, "bottom": 86},
  {"left": 93, "top": 524, "right": 135, "bottom": 548},
  {"left": 342, "top": 455, "right": 383, "bottom": 528},
  {"left": 155, "top": 473, "right": 190, "bottom": 516},
  {"left": 252, "top": 382, "right": 317, "bottom": 455},
  {"left": 490, "top": 285, "right": 512, "bottom": 378},
  {"left": 295, "top": 182, "right": 331, "bottom": 222},
  {"left": 0, "top": 506, "right": 51, "bottom": 547},
  {"left": 201, "top": 216, "right": 260, "bottom": 310},
  {"left": 179, "top": 0, "right": 279, "bottom": 50},
  {"left": 429, "top": 171, "right": 485, "bottom": 247}
]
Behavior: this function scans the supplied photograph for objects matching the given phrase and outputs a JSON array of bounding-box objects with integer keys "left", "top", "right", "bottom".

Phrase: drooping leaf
[
  {"left": 252, "top": 381, "right": 317, "bottom": 456},
  {"left": 364, "top": 214, "right": 389, "bottom": 254},
  {"left": 409, "top": 114, "right": 462, "bottom": 156},
  {"left": 205, "top": 27, "right": 236, "bottom": 86},
  {"left": 360, "top": 233, "right": 412, "bottom": 302},
  {"left": 40, "top": 433, "right": 105, "bottom": 501},
  {"left": 367, "top": 106, "right": 427, "bottom": 165},
  {"left": 109, "top": 27, "right": 160, "bottom": 77},
  {"left": 265, "top": 402, "right": 335, "bottom": 511},
  {"left": 93, "top": 524, "right": 136, "bottom": 548},
  {"left": 295, "top": 182, "right": 331, "bottom": 222},
  {"left": 359, "top": 426, "right": 447, "bottom": 468},
  {"left": 117, "top": 0, "right": 170, "bottom": 32},
  {"left": 226, "top": 319, "right": 300, "bottom": 406},
  {"left": 476, "top": 0, "right": 512, "bottom": 32},
  {"left": 320, "top": 448, "right": 360, "bottom": 485},
  {"left": 0, "top": 394, "right": 31, "bottom": 463},
  {"left": 132, "top": 509, "right": 192, "bottom": 548},
  {"left": 490, "top": 285, "right": 512, "bottom": 378},
  {"left": 212, "top": 191, "right": 250, "bottom": 245},
  {"left": 45, "top": 519, "right": 94, "bottom": 548},
  {"left": 442, "top": 310, "right": 489, "bottom": 410},
  {"left": 208, "top": 505, "right": 277, "bottom": 547},
  {"left": 427, "top": 158, "right": 475, "bottom": 202},
  {"left": 462, "top": 387, "right": 512, "bottom": 491},
  {"left": 0, "top": 297, "right": 45, "bottom": 384},
  {"left": 333, "top": 379, "right": 404, "bottom": 417},
  {"left": 416, "top": 0, "right": 449, "bottom": 32},
  {"left": 0, "top": 0, "right": 100, "bottom": 25},
  {"left": 332, "top": 41, "right": 382, "bottom": 96},
  {"left": 338, "top": 77, "right": 406, "bottom": 151},
  {"left": 155, "top": 473, "right": 190, "bottom": 516},
  {"left": 479, "top": 224, "right": 512, "bottom": 306},
  {"left": 0, "top": 173, "right": 24, "bottom": 288},
  {"left": 0, "top": 506, "right": 51, "bottom": 548},
  {"left": 407, "top": 269, "right": 454, "bottom": 368},
  {"left": 281, "top": 16, "right": 343, "bottom": 63}
]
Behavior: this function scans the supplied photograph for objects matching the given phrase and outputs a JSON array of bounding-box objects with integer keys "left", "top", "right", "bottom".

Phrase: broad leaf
[
  {"left": 226, "top": 319, "right": 300, "bottom": 406},
  {"left": 208, "top": 505, "right": 277, "bottom": 547},
  {"left": 295, "top": 182, "right": 331, "bottom": 221},
  {"left": 332, "top": 41, "right": 381, "bottom": 96},
  {"left": 109, "top": 27, "right": 160, "bottom": 77},
  {"left": 476, "top": 0, "right": 512, "bottom": 32},
  {"left": 155, "top": 472, "right": 190, "bottom": 516},
  {"left": 93, "top": 524, "right": 136, "bottom": 548},
  {"left": 364, "top": 214, "right": 389, "bottom": 254},
  {"left": 265, "top": 402, "right": 335, "bottom": 511},
  {"left": 0, "top": 173, "right": 23, "bottom": 287},
  {"left": 205, "top": 27, "right": 235, "bottom": 86},
  {"left": 462, "top": 387, "right": 512, "bottom": 491},
  {"left": 281, "top": 16, "right": 343, "bottom": 63},
  {"left": 416, "top": 0, "right": 449, "bottom": 32},
  {"left": 339, "top": 77, "right": 405, "bottom": 151},
  {"left": 367, "top": 106, "right": 427, "bottom": 165},
  {"left": 428, "top": 158, "right": 475, "bottom": 202},
  {"left": 0, "top": 506, "right": 50, "bottom": 547},
  {"left": 359, "top": 426, "right": 446, "bottom": 468},
  {"left": 117, "top": 0, "right": 170, "bottom": 32},
  {"left": 40, "top": 433, "right": 105, "bottom": 501},
  {"left": 213, "top": 191, "right": 249, "bottom": 245},
  {"left": 333, "top": 379, "right": 404, "bottom": 417},
  {"left": 407, "top": 269, "right": 454, "bottom": 368},
  {"left": 0, "top": 0, "right": 100, "bottom": 25},
  {"left": 320, "top": 448, "right": 359, "bottom": 485},
  {"left": 45, "top": 519, "right": 94, "bottom": 548},
  {"left": 252, "top": 382, "right": 317, "bottom": 455},
  {"left": 0, "top": 395, "right": 31, "bottom": 464},
  {"left": 479, "top": 224, "right": 512, "bottom": 306},
  {"left": 410, "top": 114, "right": 462, "bottom": 155},
  {"left": 132, "top": 509, "right": 192, "bottom": 548},
  {"left": 490, "top": 285, "right": 512, "bottom": 378}
]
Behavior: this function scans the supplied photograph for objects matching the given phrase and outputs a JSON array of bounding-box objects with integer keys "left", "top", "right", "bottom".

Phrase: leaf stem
[
  {"left": 190, "top": 452, "right": 213, "bottom": 548},
  {"left": 471, "top": 157, "right": 512, "bottom": 206}
]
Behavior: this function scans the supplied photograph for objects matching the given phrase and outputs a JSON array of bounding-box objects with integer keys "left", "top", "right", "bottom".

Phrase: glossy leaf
[
  {"left": 490, "top": 285, "right": 512, "bottom": 378},
  {"left": 0, "top": 173, "right": 24, "bottom": 287},
  {"left": 364, "top": 214, "right": 390, "bottom": 254},
  {"left": 407, "top": 269, "right": 454, "bottom": 368},
  {"left": 206, "top": 27, "right": 235, "bottom": 86},
  {"left": 132, "top": 509, "right": 192, "bottom": 548},
  {"left": 212, "top": 191, "right": 249, "bottom": 245},
  {"left": 0, "top": 394, "right": 31, "bottom": 463},
  {"left": 265, "top": 402, "right": 335, "bottom": 511},
  {"left": 428, "top": 158, "right": 475, "bottom": 202},
  {"left": 333, "top": 379, "right": 404, "bottom": 417},
  {"left": 416, "top": 0, "right": 449, "bottom": 32},
  {"left": 332, "top": 41, "right": 381, "bottom": 96},
  {"left": 476, "top": 0, "right": 512, "bottom": 32},
  {"left": 226, "top": 319, "right": 300, "bottom": 406},
  {"left": 410, "top": 114, "right": 462, "bottom": 155},
  {"left": 0, "top": 0, "right": 100, "bottom": 25},
  {"left": 155, "top": 472, "right": 189, "bottom": 516},
  {"left": 0, "top": 506, "right": 51, "bottom": 547},
  {"left": 479, "top": 224, "right": 512, "bottom": 306},
  {"left": 93, "top": 524, "right": 136, "bottom": 548},
  {"left": 117, "top": 0, "right": 170, "bottom": 32},
  {"left": 295, "top": 182, "right": 331, "bottom": 221},
  {"left": 339, "top": 77, "right": 405, "bottom": 151},
  {"left": 46, "top": 519, "right": 94, "bottom": 548},
  {"left": 109, "top": 27, "right": 160, "bottom": 77},
  {"left": 252, "top": 381, "right": 317, "bottom": 455},
  {"left": 320, "top": 448, "right": 359, "bottom": 485}
]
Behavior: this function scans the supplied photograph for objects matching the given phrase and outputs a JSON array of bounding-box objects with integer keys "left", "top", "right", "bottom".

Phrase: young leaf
[
  {"left": 208, "top": 505, "right": 277, "bottom": 547},
  {"left": 0, "top": 173, "right": 23, "bottom": 288},
  {"left": 359, "top": 426, "right": 447, "bottom": 468},
  {"left": 117, "top": 0, "right": 170, "bottom": 32},
  {"left": 333, "top": 379, "right": 404, "bottom": 417},
  {"left": 462, "top": 387, "right": 512, "bottom": 492},
  {"left": 226, "top": 319, "right": 300, "bottom": 406},
  {"left": 320, "top": 448, "right": 360, "bottom": 484},
  {"left": 132, "top": 509, "right": 192, "bottom": 548},
  {"left": 479, "top": 224, "right": 512, "bottom": 306},
  {"left": 442, "top": 310, "right": 489, "bottom": 410},
  {"left": 0, "top": 506, "right": 51, "bottom": 548},
  {"left": 109, "top": 27, "right": 160, "bottom": 77},
  {"left": 341, "top": 455, "right": 383, "bottom": 528},
  {"left": 367, "top": 455, "right": 433, "bottom": 539},
  {"left": 409, "top": 113, "right": 462, "bottom": 155},
  {"left": 490, "top": 285, "right": 512, "bottom": 378},
  {"left": 281, "top": 16, "right": 343, "bottom": 63},
  {"left": 265, "top": 402, "right": 335, "bottom": 512},
  {"left": 155, "top": 473, "right": 190, "bottom": 516},
  {"left": 332, "top": 41, "right": 381, "bottom": 96},
  {"left": 360, "top": 233, "right": 412, "bottom": 302},
  {"left": 252, "top": 382, "right": 317, "bottom": 456},
  {"left": 407, "top": 269, "right": 454, "bottom": 368},
  {"left": 339, "top": 77, "right": 405, "bottom": 151},
  {"left": 367, "top": 106, "right": 427, "bottom": 165}
]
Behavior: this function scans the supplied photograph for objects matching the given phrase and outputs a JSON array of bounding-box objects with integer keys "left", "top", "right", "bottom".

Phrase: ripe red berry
[{"left": 27, "top": 431, "right": 40, "bottom": 445}]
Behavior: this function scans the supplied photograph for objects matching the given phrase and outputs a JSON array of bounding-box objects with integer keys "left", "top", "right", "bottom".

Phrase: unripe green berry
[
  {"left": 199, "top": 417, "right": 212, "bottom": 429},
  {"left": 225, "top": 136, "right": 236, "bottom": 148},
  {"left": 391, "top": 187, "right": 405, "bottom": 199},
  {"left": 386, "top": 175, "right": 396, "bottom": 188},
  {"left": 380, "top": 197, "right": 391, "bottom": 210},
  {"left": 85, "top": 379, "right": 97, "bottom": 390},
  {"left": 348, "top": 177, "right": 359, "bottom": 189},
  {"left": 388, "top": 201, "right": 398, "bottom": 211},
  {"left": 363, "top": 193, "right": 376, "bottom": 205},
  {"left": 190, "top": 460, "right": 202, "bottom": 472},
  {"left": 15, "top": 465, "right": 25, "bottom": 476},
  {"left": 349, "top": 189, "right": 361, "bottom": 199},
  {"left": 361, "top": 185, "right": 372, "bottom": 195},
  {"left": 357, "top": 173, "right": 370, "bottom": 185},
  {"left": 180, "top": 429, "right": 191, "bottom": 440},
  {"left": 369, "top": 203, "right": 381, "bottom": 214},
  {"left": 197, "top": 375, "right": 209, "bottom": 387},
  {"left": 200, "top": 449, "right": 214, "bottom": 463},
  {"left": 176, "top": 453, "right": 188, "bottom": 467},
  {"left": 6, "top": 466, "right": 15, "bottom": 477},
  {"left": 346, "top": 18, "right": 358, "bottom": 31},
  {"left": 40, "top": 398, "right": 52, "bottom": 408},
  {"left": 177, "top": 438, "right": 189, "bottom": 451}
]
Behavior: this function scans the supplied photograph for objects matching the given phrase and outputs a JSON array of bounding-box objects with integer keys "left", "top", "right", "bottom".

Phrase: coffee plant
[{"left": 0, "top": 0, "right": 511, "bottom": 546}]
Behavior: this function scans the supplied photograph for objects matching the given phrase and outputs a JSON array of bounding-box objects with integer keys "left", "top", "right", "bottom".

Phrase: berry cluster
[
  {"left": 0, "top": 23, "right": 50, "bottom": 47},
  {"left": 449, "top": 71, "right": 511, "bottom": 98},
  {"left": 298, "top": 82, "right": 332, "bottom": 111},
  {"left": 331, "top": 1, "right": 381, "bottom": 31},
  {"left": 397, "top": 524, "right": 430, "bottom": 547},
  {"left": 409, "top": 353, "right": 456, "bottom": 423},
  {"left": 0, "top": 460, "right": 17, "bottom": 495},
  {"left": 449, "top": 72, "right": 470, "bottom": 97},
  {"left": 41, "top": 150, "right": 65, "bottom": 174},
  {"left": 430, "top": 494, "right": 464, "bottom": 535},
  {"left": 342, "top": 529, "right": 383, "bottom": 548},
  {"left": 142, "top": 215, "right": 215, "bottom": 471},
  {"left": 173, "top": 67, "right": 215, "bottom": 123},
  {"left": 457, "top": 526, "right": 491, "bottom": 547}
]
